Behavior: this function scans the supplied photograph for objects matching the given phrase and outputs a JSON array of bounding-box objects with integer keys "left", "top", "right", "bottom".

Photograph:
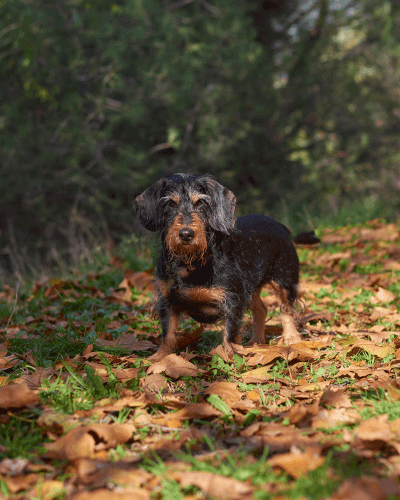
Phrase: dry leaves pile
[{"left": 0, "top": 219, "right": 400, "bottom": 499}]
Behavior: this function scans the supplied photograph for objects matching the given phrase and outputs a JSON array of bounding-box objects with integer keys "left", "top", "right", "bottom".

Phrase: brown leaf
[
  {"left": 331, "top": 476, "right": 400, "bottom": 500},
  {"left": 320, "top": 387, "right": 352, "bottom": 409},
  {"left": 0, "top": 383, "right": 40, "bottom": 409},
  {"left": 175, "top": 325, "right": 205, "bottom": 349},
  {"left": 240, "top": 366, "right": 271, "bottom": 383},
  {"left": 37, "top": 409, "right": 78, "bottom": 435},
  {"left": 287, "top": 344, "right": 319, "bottom": 362},
  {"left": 352, "top": 415, "right": 400, "bottom": 455},
  {"left": 0, "top": 354, "right": 18, "bottom": 370},
  {"left": 74, "top": 459, "right": 150, "bottom": 489},
  {"left": 312, "top": 408, "right": 359, "bottom": 429},
  {"left": 360, "top": 225, "right": 400, "bottom": 241},
  {"left": 4, "top": 473, "right": 39, "bottom": 493},
  {"left": 246, "top": 346, "right": 289, "bottom": 367},
  {"left": 141, "top": 373, "right": 168, "bottom": 393},
  {"left": 68, "top": 489, "right": 150, "bottom": 500},
  {"left": 96, "top": 333, "right": 156, "bottom": 351},
  {"left": 336, "top": 365, "right": 374, "bottom": 378},
  {"left": 375, "top": 287, "right": 396, "bottom": 303},
  {"left": 287, "top": 403, "right": 318, "bottom": 427},
  {"left": 43, "top": 423, "right": 135, "bottom": 460},
  {"left": 356, "top": 415, "right": 394, "bottom": 442},
  {"left": 268, "top": 448, "right": 325, "bottom": 479},
  {"left": 122, "top": 269, "right": 155, "bottom": 291},
  {"left": 348, "top": 340, "right": 395, "bottom": 359},
  {"left": 175, "top": 471, "right": 253, "bottom": 500},
  {"left": 152, "top": 402, "right": 221, "bottom": 425},
  {"left": 147, "top": 354, "right": 205, "bottom": 378},
  {"left": 205, "top": 382, "right": 242, "bottom": 406},
  {"left": 209, "top": 344, "right": 233, "bottom": 362},
  {"left": 295, "top": 381, "right": 331, "bottom": 392},
  {"left": 369, "top": 307, "right": 392, "bottom": 322}
]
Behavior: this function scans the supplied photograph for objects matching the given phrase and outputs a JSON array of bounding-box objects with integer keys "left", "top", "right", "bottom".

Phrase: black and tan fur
[{"left": 135, "top": 173, "right": 302, "bottom": 361}]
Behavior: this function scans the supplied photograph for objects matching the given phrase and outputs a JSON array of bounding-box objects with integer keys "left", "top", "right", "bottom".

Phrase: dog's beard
[{"left": 165, "top": 213, "right": 208, "bottom": 268}]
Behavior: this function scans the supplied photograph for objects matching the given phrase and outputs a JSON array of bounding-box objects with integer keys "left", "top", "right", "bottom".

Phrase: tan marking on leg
[
  {"left": 222, "top": 328, "right": 234, "bottom": 359},
  {"left": 150, "top": 312, "right": 179, "bottom": 362},
  {"left": 269, "top": 281, "right": 301, "bottom": 345},
  {"left": 156, "top": 278, "right": 169, "bottom": 298},
  {"left": 281, "top": 311, "right": 301, "bottom": 344},
  {"left": 249, "top": 291, "right": 267, "bottom": 344}
]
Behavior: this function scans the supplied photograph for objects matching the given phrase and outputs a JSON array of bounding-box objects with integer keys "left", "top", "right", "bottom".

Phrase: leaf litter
[{"left": 0, "top": 220, "right": 400, "bottom": 498}]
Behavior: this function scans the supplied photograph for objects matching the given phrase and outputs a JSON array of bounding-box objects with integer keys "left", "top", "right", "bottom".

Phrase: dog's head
[{"left": 135, "top": 173, "right": 236, "bottom": 264}]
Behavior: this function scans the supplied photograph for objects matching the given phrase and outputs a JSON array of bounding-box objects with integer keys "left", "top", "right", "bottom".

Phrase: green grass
[
  {"left": 0, "top": 412, "right": 47, "bottom": 460},
  {"left": 360, "top": 387, "right": 400, "bottom": 421}
]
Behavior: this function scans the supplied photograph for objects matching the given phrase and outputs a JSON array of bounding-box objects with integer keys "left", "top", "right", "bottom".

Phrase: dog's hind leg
[
  {"left": 248, "top": 290, "right": 267, "bottom": 344},
  {"left": 270, "top": 281, "right": 301, "bottom": 345}
]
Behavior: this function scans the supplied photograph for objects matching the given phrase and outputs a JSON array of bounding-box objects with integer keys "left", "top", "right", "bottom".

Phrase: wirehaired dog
[{"left": 135, "top": 173, "right": 302, "bottom": 361}]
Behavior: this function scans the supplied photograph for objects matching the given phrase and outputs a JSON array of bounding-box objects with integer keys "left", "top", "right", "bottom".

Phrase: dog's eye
[
  {"left": 167, "top": 199, "right": 178, "bottom": 207},
  {"left": 194, "top": 198, "right": 205, "bottom": 207}
]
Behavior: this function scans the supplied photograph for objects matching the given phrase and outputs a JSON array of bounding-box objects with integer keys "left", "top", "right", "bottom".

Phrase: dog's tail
[{"left": 292, "top": 230, "right": 320, "bottom": 245}]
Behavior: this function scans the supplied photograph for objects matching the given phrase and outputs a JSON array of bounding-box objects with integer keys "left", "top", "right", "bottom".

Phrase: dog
[{"left": 135, "top": 173, "right": 302, "bottom": 361}]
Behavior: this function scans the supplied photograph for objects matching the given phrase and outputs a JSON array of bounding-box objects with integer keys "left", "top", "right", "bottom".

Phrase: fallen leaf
[
  {"left": 295, "top": 381, "right": 331, "bottom": 392},
  {"left": 320, "top": 387, "right": 352, "bottom": 409},
  {"left": 43, "top": 423, "right": 135, "bottom": 460},
  {"left": 147, "top": 354, "right": 205, "bottom": 378},
  {"left": 74, "top": 459, "right": 151, "bottom": 489},
  {"left": 141, "top": 373, "right": 168, "bottom": 393},
  {"left": 67, "top": 489, "right": 150, "bottom": 500},
  {"left": 246, "top": 346, "right": 289, "bottom": 367},
  {"left": 0, "top": 383, "right": 40, "bottom": 409},
  {"left": 4, "top": 473, "right": 39, "bottom": 493},
  {"left": 205, "top": 382, "right": 242, "bottom": 406},
  {"left": 240, "top": 366, "right": 271, "bottom": 383},
  {"left": 348, "top": 340, "right": 395, "bottom": 359},
  {"left": 352, "top": 415, "right": 400, "bottom": 455},
  {"left": 360, "top": 226, "right": 400, "bottom": 241},
  {"left": 96, "top": 333, "right": 156, "bottom": 351},
  {"left": 331, "top": 476, "right": 400, "bottom": 500},
  {"left": 151, "top": 402, "right": 221, "bottom": 425},
  {"left": 268, "top": 447, "right": 325, "bottom": 479},
  {"left": 174, "top": 471, "right": 253, "bottom": 500},
  {"left": 312, "top": 408, "right": 359, "bottom": 429},
  {"left": 375, "top": 287, "right": 396, "bottom": 303}
]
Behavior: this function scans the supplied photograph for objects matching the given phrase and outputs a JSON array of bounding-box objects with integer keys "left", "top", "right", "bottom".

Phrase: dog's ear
[
  {"left": 205, "top": 178, "right": 236, "bottom": 233},
  {"left": 135, "top": 179, "right": 165, "bottom": 232}
]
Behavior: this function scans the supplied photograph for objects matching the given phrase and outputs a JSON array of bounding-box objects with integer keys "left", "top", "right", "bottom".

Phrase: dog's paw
[
  {"left": 281, "top": 332, "right": 302, "bottom": 345},
  {"left": 149, "top": 346, "right": 174, "bottom": 362}
]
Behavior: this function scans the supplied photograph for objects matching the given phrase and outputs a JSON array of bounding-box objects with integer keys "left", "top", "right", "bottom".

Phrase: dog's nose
[{"left": 179, "top": 228, "right": 195, "bottom": 242}]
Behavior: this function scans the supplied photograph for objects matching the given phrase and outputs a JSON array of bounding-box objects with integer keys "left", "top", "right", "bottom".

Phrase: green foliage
[
  {"left": 0, "top": 413, "right": 46, "bottom": 460},
  {"left": 40, "top": 357, "right": 120, "bottom": 413}
]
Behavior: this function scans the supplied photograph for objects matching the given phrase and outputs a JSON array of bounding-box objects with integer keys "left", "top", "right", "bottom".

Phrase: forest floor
[{"left": 1, "top": 219, "right": 400, "bottom": 499}]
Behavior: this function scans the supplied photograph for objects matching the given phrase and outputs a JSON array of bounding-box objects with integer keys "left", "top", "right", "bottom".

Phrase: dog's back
[{"left": 236, "top": 214, "right": 291, "bottom": 238}]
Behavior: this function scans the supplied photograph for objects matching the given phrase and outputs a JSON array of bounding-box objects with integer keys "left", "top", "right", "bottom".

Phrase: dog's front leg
[
  {"left": 222, "top": 304, "right": 243, "bottom": 359},
  {"left": 150, "top": 305, "right": 180, "bottom": 362}
]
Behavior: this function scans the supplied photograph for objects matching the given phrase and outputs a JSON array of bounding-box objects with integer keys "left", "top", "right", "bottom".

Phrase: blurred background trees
[{"left": 1, "top": 0, "right": 400, "bottom": 279}]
